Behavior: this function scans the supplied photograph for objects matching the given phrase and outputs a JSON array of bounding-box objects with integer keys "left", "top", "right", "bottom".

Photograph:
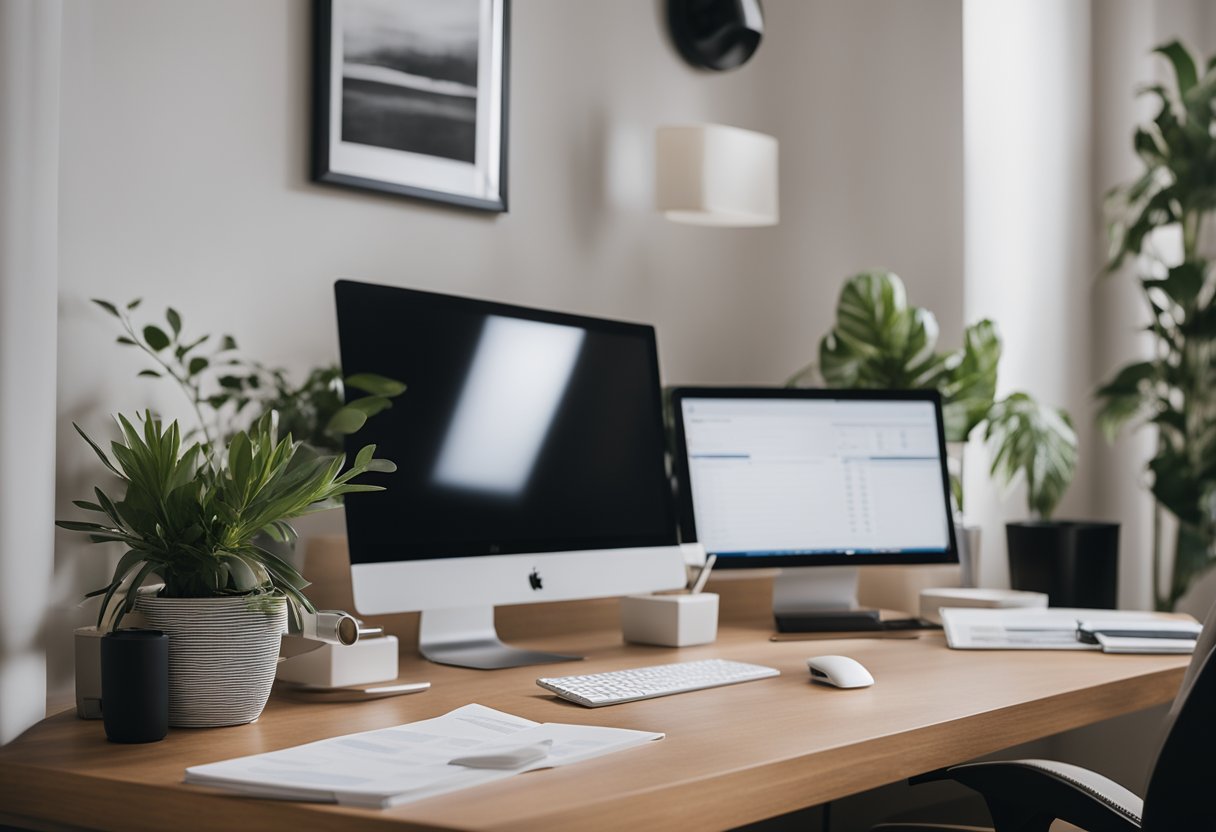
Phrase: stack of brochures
[
  {"left": 941, "top": 607, "right": 1201, "bottom": 653},
  {"left": 184, "top": 704, "right": 663, "bottom": 808}
]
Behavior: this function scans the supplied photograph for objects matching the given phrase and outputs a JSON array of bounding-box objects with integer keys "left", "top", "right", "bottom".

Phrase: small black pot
[
  {"left": 100, "top": 629, "right": 169, "bottom": 743},
  {"left": 1006, "top": 521, "right": 1119, "bottom": 609}
]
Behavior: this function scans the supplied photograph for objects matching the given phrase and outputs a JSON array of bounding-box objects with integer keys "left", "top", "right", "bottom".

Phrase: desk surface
[{"left": 0, "top": 615, "right": 1188, "bottom": 832}]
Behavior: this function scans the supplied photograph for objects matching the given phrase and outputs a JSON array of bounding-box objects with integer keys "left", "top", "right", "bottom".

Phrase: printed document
[
  {"left": 185, "top": 704, "right": 663, "bottom": 808},
  {"left": 942, "top": 607, "right": 1198, "bottom": 652}
]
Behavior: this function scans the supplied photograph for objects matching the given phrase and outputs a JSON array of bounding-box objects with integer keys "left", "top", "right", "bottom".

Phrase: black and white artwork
[{"left": 313, "top": 0, "right": 509, "bottom": 211}]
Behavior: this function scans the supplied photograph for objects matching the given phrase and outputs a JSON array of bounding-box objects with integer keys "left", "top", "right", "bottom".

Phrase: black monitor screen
[{"left": 334, "top": 280, "right": 677, "bottom": 564}]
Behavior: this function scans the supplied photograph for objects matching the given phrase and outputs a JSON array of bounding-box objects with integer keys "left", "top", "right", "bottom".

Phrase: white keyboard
[{"left": 536, "top": 658, "right": 780, "bottom": 707}]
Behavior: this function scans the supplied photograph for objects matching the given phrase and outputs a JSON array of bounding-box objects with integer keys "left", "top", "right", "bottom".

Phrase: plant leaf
[
  {"left": 91, "top": 299, "right": 121, "bottom": 318},
  {"left": 1154, "top": 40, "right": 1199, "bottom": 97},
  {"left": 325, "top": 407, "right": 367, "bottom": 435},
  {"left": 142, "top": 325, "right": 170, "bottom": 351},
  {"left": 344, "top": 373, "right": 407, "bottom": 397}
]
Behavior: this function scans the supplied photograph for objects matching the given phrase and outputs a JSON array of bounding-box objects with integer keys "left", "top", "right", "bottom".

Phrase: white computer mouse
[{"left": 806, "top": 655, "right": 874, "bottom": 689}]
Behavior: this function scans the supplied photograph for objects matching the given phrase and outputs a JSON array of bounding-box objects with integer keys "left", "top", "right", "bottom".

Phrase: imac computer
[
  {"left": 670, "top": 387, "right": 958, "bottom": 632},
  {"left": 334, "top": 280, "right": 687, "bottom": 669}
]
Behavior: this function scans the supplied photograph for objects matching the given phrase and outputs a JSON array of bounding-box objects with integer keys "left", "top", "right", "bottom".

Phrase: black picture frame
[{"left": 312, "top": 0, "right": 510, "bottom": 212}]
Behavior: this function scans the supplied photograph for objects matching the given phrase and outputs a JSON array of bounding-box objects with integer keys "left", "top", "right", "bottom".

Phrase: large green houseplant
[
  {"left": 791, "top": 271, "right": 1078, "bottom": 513},
  {"left": 59, "top": 411, "right": 395, "bottom": 726},
  {"left": 1096, "top": 40, "right": 1216, "bottom": 611}
]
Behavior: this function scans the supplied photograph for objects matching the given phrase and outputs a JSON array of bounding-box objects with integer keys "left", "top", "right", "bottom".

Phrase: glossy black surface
[
  {"left": 334, "top": 280, "right": 676, "bottom": 565},
  {"left": 100, "top": 630, "right": 168, "bottom": 744},
  {"left": 668, "top": 0, "right": 764, "bottom": 71}
]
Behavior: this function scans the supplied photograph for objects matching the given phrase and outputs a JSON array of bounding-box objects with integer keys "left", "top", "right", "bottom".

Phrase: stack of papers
[
  {"left": 185, "top": 704, "right": 663, "bottom": 808},
  {"left": 941, "top": 607, "right": 1201, "bottom": 653}
]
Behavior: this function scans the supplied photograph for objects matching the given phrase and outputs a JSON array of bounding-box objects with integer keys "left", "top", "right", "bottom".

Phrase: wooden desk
[{"left": 0, "top": 605, "right": 1187, "bottom": 832}]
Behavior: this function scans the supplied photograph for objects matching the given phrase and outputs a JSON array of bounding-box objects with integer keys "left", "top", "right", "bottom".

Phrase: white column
[
  {"left": 962, "top": 0, "right": 1094, "bottom": 589},
  {"left": 0, "top": 0, "right": 61, "bottom": 745}
]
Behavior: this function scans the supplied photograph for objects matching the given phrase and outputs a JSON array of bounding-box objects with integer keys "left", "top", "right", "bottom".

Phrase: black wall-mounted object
[{"left": 668, "top": 0, "right": 764, "bottom": 71}]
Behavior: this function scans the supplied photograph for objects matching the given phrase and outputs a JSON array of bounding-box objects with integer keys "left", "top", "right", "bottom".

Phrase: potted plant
[
  {"left": 790, "top": 271, "right": 1002, "bottom": 508},
  {"left": 91, "top": 297, "right": 405, "bottom": 570},
  {"left": 91, "top": 297, "right": 406, "bottom": 453},
  {"left": 58, "top": 411, "right": 394, "bottom": 727},
  {"left": 791, "top": 270, "right": 1079, "bottom": 586},
  {"left": 1096, "top": 40, "right": 1216, "bottom": 612},
  {"left": 984, "top": 394, "right": 1114, "bottom": 607}
]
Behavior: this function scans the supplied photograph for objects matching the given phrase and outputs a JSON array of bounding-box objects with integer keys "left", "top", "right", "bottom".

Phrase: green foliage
[
  {"left": 792, "top": 271, "right": 1077, "bottom": 515},
  {"left": 92, "top": 298, "right": 239, "bottom": 449},
  {"left": 1097, "top": 39, "right": 1216, "bottom": 610},
  {"left": 799, "top": 271, "right": 1000, "bottom": 443},
  {"left": 252, "top": 366, "right": 406, "bottom": 453},
  {"left": 984, "top": 393, "right": 1078, "bottom": 520},
  {"left": 93, "top": 298, "right": 404, "bottom": 453},
  {"left": 58, "top": 412, "right": 396, "bottom": 629}
]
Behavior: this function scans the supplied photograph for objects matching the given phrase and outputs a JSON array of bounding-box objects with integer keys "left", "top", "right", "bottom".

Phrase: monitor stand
[
  {"left": 418, "top": 607, "right": 584, "bottom": 669},
  {"left": 772, "top": 566, "right": 883, "bottom": 633}
]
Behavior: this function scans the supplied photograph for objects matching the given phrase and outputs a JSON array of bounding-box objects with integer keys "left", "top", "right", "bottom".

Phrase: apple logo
[{"left": 528, "top": 569, "right": 543, "bottom": 591}]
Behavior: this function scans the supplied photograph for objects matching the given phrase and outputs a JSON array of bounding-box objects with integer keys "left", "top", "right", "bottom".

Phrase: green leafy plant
[
  {"left": 790, "top": 271, "right": 1000, "bottom": 444},
  {"left": 57, "top": 412, "right": 396, "bottom": 629},
  {"left": 792, "top": 271, "right": 1077, "bottom": 512},
  {"left": 984, "top": 393, "right": 1078, "bottom": 520},
  {"left": 1096, "top": 40, "right": 1216, "bottom": 610},
  {"left": 92, "top": 299, "right": 405, "bottom": 453},
  {"left": 255, "top": 366, "right": 406, "bottom": 454}
]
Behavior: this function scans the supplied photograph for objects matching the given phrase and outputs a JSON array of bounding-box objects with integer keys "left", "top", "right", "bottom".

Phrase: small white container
[
  {"left": 919, "top": 587, "right": 1048, "bottom": 625},
  {"left": 621, "top": 593, "right": 719, "bottom": 647},
  {"left": 276, "top": 635, "right": 400, "bottom": 688},
  {"left": 74, "top": 627, "right": 103, "bottom": 719}
]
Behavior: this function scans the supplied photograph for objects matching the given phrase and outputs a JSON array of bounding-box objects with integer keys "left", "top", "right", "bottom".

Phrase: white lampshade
[{"left": 655, "top": 123, "right": 779, "bottom": 227}]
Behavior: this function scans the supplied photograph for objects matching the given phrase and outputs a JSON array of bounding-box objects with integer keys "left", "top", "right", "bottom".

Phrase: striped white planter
[{"left": 136, "top": 596, "right": 287, "bottom": 728}]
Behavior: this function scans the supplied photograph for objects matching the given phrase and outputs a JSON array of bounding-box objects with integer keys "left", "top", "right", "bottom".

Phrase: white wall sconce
[{"left": 655, "top": 123, "right": 779, "bottom": 227}]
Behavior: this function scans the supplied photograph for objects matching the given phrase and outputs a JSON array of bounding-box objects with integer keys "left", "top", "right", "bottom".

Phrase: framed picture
[{"left": 313, "top": 0, "right": 509, "bottom": 212}]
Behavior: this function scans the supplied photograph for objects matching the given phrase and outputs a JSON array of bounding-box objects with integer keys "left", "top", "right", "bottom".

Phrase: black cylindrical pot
[
  {"left": 1006, "top": 521, "right": 1119, "bottom": 608},
  {"left": 100, "top": 629, "right": 169, "bottom": 743}
]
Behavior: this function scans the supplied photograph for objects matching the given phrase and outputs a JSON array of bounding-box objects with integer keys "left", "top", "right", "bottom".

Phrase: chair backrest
[{"left": 1141, "top": 598, "right": 1216, "bottom": 830}]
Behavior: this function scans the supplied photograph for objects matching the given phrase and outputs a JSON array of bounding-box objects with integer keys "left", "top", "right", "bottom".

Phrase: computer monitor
[
  {"left": 670, "top": 388, "right": 958, "bottom": 631},
  {"left": 334, "top": 280, "right": 686, "bottom": 668}
]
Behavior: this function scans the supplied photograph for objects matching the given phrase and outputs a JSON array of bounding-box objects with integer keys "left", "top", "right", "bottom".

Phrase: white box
[
  {"left": 276, "top": 635, "right": 399, "bottom": 688},
  {"left": 621, "top": 593, "right": 718, "bottom": 647},
  {"left": 919, "top": 587, "right": 1048, "bottom": 625},
  {"left": 74, "top": 627, "right": 103, "bottom": 719}
]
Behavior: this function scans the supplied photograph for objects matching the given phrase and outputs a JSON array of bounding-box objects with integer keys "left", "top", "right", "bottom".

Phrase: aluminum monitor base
[
  {"left": 772, "top": 566, "right": 883, "bottom": 633},
  {"left": 418, "top": 607, "right": 583, "bottom": 670}
]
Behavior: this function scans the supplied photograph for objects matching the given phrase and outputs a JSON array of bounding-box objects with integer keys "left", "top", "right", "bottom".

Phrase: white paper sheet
[
  {"left": 941, "top": 607, "right": 1189, "bottom": 651},
  {"left": 185, "top": 704, "right": 664, "bottom": 808}
]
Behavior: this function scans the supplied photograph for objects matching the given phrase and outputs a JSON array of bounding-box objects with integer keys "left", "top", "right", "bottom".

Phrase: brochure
[{"left": 185, "top": 703, "right": 663, "bottom": 808}]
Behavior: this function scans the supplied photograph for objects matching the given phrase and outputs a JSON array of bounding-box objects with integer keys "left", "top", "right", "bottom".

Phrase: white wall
[{"left": 47, "top": 0, "right": 966, "bottom": 699}]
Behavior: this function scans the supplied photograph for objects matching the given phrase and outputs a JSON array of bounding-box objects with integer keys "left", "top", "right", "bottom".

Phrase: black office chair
[{"left": 871, "top": 599, "right": 1216, "bottom": 832}]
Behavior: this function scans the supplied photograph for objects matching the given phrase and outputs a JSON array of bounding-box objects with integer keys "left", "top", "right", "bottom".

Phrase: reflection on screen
[
  {"left": 433, "top": 316, "right": 586, "bottom": 497},
  {"left": 334, "top": 280, "right": 677, "bottom": 564}
]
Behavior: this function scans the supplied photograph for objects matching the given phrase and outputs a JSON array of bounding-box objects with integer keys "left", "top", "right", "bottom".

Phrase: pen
[{"left": 690, "top": 554, "right": 717, "bottom": 594}]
